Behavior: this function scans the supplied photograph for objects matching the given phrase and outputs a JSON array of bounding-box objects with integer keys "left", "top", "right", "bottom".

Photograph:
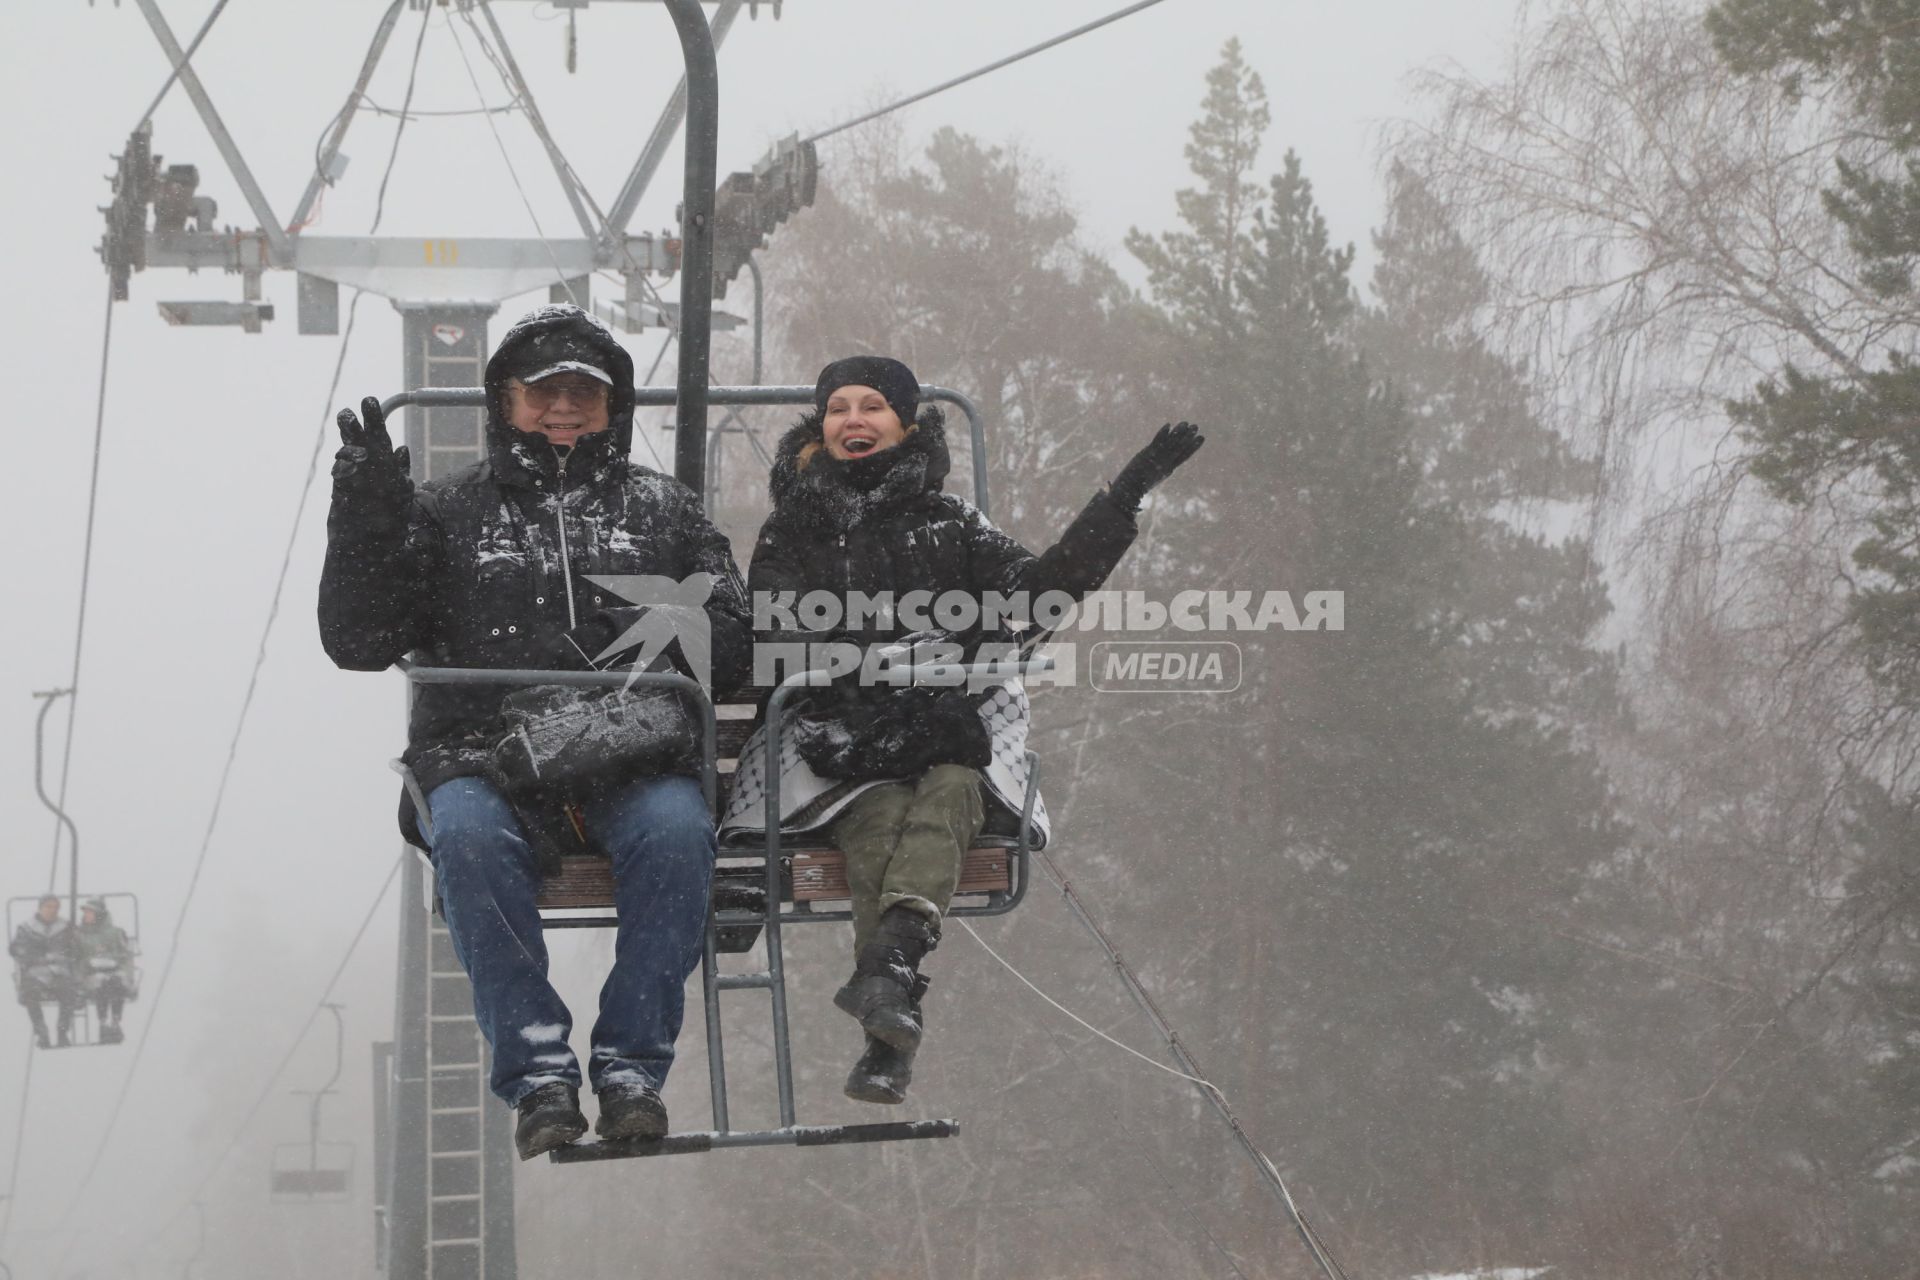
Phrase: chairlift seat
[
  {"left": 382, "top": 381, "right": 1034, "bottom": 1161},
  {"left": 7, "top": 892, "right": 143, "bottom": 1049}
]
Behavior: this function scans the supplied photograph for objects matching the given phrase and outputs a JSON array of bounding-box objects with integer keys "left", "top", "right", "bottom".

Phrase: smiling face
[
  {"left": 506, "top": 374, "right": 612, "bottom": 448},
  {"left": 822, "top": 384, "right": 907, "bottom": 460}
]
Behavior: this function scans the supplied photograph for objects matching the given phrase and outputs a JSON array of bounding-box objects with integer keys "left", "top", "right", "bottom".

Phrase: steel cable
[{"left": 803, "top": 0, "right": 1174, "bottom": 144}]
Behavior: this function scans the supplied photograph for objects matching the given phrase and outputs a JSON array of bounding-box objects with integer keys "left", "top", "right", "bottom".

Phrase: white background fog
[{"left": 14, "top": 2, "right": 1837, "bottom": 1278}]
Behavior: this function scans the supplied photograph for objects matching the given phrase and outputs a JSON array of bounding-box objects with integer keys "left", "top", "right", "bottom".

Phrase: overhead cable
[
  {"left": 802, "top": 0, "right": 1173, "bottom": 145},
  {"left": 445, "top": 11, "right": 581, "bottom": 304},
  {"left": 967, "top": 847, "right": 1358, "bottom": 1280},
  {"left": 360, "top": 99, "right": 522, "bottom": 119},
  {"left": 957, "top": 919, "right": 1256, "bottom": 1279},
  {"left": 468, "top": 4, "right": 618, "bottom": 230},
  {"left": 43, "top": 279, "right": 118, "bottom": 896},
  {"left": 0, "top": 1046, "right": 36, "bottom": 1255}
]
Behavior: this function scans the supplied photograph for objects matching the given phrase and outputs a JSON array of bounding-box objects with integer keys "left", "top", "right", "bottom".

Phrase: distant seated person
[
  {"left": 11, "top": 895, "right": 79, "bottom": 1049},
  {"left": 729, "top": 356, "right": 1203, "bottom": 1104},
  {"left": 77, "top": 898, "right": 135, "bottom": 1045},
  {"left": 318, "top": 304, "right": 752, "bottom": 1158}
]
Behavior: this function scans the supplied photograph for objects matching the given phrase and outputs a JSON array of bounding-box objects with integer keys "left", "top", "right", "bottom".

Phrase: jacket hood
[
  {"left": 769, "top": 403, "right": 951, "bottom": 530},
  {"left": 484, "top": 304, "right": 637, "bottom": 486}
]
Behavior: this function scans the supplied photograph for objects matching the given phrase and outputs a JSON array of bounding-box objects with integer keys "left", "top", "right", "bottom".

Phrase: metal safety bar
[
  {"left": 380, "top": 383, "right": 997, "bottom": 517},
  {"left": 389, "top": 654, "right": 1047, "bottom": 1160},
  {"left": 549, "top": 1119, "right": 961, "bottom": 1163}
]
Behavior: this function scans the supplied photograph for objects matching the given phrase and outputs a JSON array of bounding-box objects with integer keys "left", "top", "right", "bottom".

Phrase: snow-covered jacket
[
  {"left": 749, "top": 406, "right": 1137, "bottom": 651},
  {"left": 11, "top": 917, "right": 76, "bottom": 983},
  {"left": 318, "top": 305, "right": 752, "bottom": 843},
  {"left": 724, "top": 407, "right": 1135, "bottom": 831},
  {"left": 77, "top": 909, "right": 133, "bottom": 973}
]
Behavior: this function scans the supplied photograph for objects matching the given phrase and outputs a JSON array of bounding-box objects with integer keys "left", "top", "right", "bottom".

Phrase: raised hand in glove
[
  {"left": 332, "top": 396, "right": 413, "bottom": 520},
  {"left": 1109, "top": 420, "right": 1205, "bottom": 512}
]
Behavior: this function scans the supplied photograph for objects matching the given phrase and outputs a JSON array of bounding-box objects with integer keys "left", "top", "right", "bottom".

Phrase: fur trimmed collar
[{"left": 769, "top": 404, "right": 952, "bottom": 532}]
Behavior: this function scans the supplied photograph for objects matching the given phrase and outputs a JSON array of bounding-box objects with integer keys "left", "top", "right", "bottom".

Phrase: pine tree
[
  {"left": 1126, "top": 38, "right": 1270, "bottom": 335},
  {"left": 1707, "top": 1, "right": 1920, "bottom": 1206},
  {"left": 1125, "top": 46, "right": 1628, "bottom": 1261}
]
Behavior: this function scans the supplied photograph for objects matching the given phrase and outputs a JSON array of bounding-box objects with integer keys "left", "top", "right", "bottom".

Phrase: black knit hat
[{"left": 814, "top": 355, "right": 918, "bottom": 425}]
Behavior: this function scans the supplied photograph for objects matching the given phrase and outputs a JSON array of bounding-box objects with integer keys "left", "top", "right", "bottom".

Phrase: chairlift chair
[
  {"left": 269, "top": 1001, "right": 354, "bottom": 1200},
  {"left": 269, "top": 1142, "right": 355, "bottom": 1202},
  {"left": 6, "top": 892, "right": 142, "bottom": 1050},
  {"left": 383, "top": 383, "right": 1048, "bottom": 1161}
]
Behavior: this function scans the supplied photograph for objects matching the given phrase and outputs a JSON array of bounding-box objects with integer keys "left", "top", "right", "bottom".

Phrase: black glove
[
  {"left": 331, "top": 396, "right": 413, "bottom": 521},
  {"left": 1109, "top": 421, "right": 1205, "bottom": 511}
]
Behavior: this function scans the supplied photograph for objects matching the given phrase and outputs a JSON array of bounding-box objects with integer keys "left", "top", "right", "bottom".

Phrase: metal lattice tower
[{"left": 386, "top": 307, "right": 518, "bottom": 1279}]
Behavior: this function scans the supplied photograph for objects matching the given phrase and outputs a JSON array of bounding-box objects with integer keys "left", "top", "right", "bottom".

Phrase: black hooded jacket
[
  {"left": 318, "top": 305, "right": 752, "bottom": 829},
  {"left": 748, "top": 406, "right": 1138, "bottom": 779}
]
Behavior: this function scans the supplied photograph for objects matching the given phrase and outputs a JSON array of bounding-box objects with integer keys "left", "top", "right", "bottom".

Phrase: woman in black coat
[{"left": 749, "top": 355, "right": 1202, "bottom": 1103}]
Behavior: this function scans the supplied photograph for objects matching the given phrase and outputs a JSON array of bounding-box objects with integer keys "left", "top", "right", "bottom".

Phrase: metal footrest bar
[
  {"left": 714, "top": 973, "right": 773, "bottom": 991},
  {"left": 548, "top": 1119, "right": 961, "bottom": 1163}
]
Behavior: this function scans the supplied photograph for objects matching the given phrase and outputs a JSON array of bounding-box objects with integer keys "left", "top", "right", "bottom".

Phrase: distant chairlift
[
  {"left": 270, "top": 1002, "right": 355, "bottom": 1201},
  {"left": 385, "top": 382, "right": 1048, "bottom": 1161},
  {"left": 6, "top": 892, "right": 142, "bottom": 1051}
]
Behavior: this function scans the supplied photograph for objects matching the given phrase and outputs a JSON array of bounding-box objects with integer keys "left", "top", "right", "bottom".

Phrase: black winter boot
[
  {"left": 514, "top": 1083, "right": 588, "bottom": 1160},
  {"left": 844, "top": 975, "right": 928, "bottom": 1105},
  {"left": 594, "top": 1082, "right": 668, "bottom": 1142},
  {"left": 833, "top": 906, "right": 937, "bottom": 1052}
]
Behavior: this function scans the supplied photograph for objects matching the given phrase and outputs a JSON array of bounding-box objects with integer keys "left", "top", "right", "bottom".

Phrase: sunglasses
[{"left": 516, "top": 378, "right": 611, "bottom": 409}]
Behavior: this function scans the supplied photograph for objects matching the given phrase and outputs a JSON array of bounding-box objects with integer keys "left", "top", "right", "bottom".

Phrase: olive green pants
[{"left": 830, "top": 764, "right": 986, "bottom": 952}]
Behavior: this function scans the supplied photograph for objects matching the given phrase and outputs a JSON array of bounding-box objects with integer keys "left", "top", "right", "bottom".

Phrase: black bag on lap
[{"left": 488, "top": 683, "right": 700, "bottom": 798}]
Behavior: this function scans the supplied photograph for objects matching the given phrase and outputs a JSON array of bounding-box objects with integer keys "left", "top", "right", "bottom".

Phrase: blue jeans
[{"left": 426, "top": 774, "right": 714, "bottom": 1107}]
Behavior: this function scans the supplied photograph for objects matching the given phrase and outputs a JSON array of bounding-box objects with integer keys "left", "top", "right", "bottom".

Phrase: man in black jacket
[
  {"left": 319, "top": 304, "right": 751, "bottom": 1158},
  {"left": 12, "top": 895, "right": 78, "bottom": 1049}
]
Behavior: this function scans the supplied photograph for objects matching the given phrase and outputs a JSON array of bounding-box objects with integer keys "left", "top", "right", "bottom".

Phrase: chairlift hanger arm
[
  {"left": 304, "top": 1003, "right": 347, "bottom": 1151},
  {"left": 129, "top": 0, "right": 292, "bottom": 262},
  {"left": 31, "top": 691, "right": 81, "bottom": 921},
  {"left": 287, "top": 0, "right": 408, "bottom": 235}
]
